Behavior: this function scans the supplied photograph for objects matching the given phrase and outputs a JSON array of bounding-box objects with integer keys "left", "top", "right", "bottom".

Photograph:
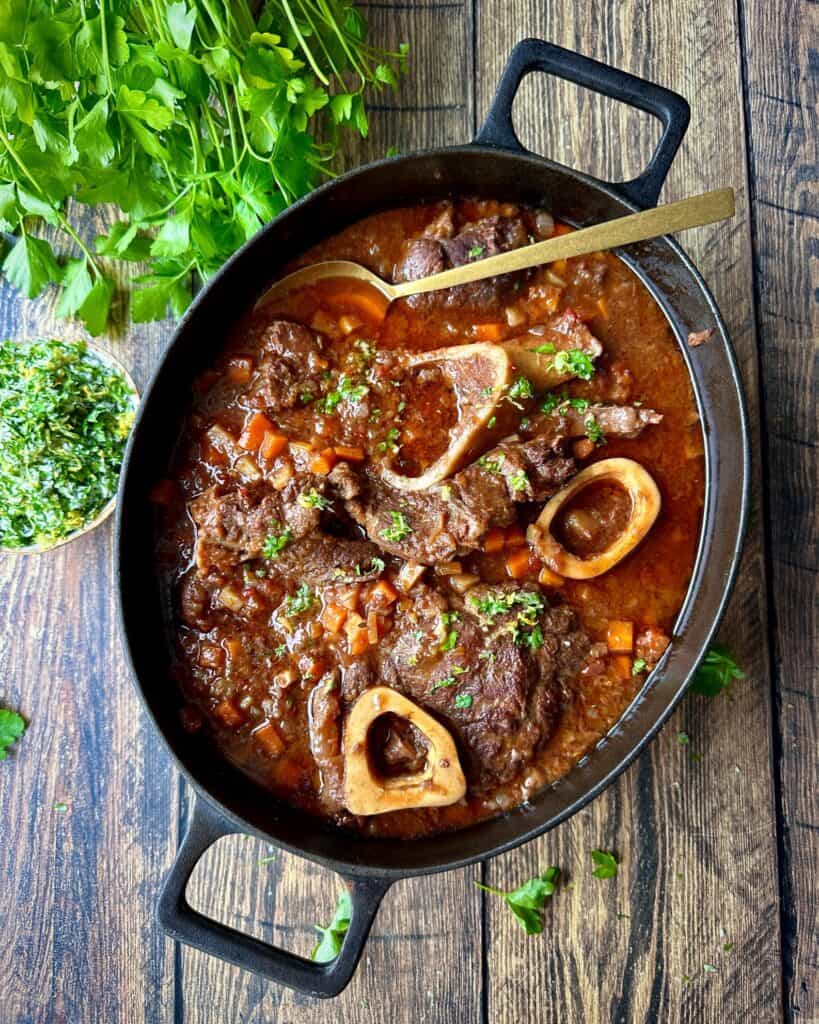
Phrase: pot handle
[
  {"left": 157, "top": 795, "right": 391, "bottom": 998},
  {"left": 474, "top": 38, "right": 690, "bottom": 208}
]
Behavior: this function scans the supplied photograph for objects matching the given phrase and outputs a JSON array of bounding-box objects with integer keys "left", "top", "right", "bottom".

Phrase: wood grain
[
  {"left": 474, "top": 2, "right": 782, "bottom": 1022},
  {"left": 739, "top": 0, "right": 819, "bottom": 1017},
  {"left": 0, "top": 1, "right": 813, "bottom": 1021}
]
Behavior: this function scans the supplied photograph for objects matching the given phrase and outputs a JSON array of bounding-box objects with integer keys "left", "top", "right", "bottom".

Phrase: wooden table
[{"left": 1, "top": 2, "right": 815, "bottom": 1021}]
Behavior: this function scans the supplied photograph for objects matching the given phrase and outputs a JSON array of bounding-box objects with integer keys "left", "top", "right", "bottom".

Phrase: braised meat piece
[
  {"left": 243, "top": 320, "right": 327, "bottom": 412},
  {"left": 333, "top": 436, "right": 576, "bottom": 564},
  {"left": 395, "top": 213, "right": 531, "bottom": 308}
]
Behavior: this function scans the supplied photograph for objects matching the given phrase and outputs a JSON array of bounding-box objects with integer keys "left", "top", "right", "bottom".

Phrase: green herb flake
[
  {"left": 530, "top": 342, "right": 556, "bottom": 355},
  {"left": 690, "top": 644, "right": 745, "bottom": 696},
  {"left": 0, "top": 708, "right": 26, "bottom": 761},
  {"left": 487, "top": 415, "right": 497, "bottom": 429},
  {"left": 703, "top": 963, "right": 718, "bottom": 974},
  {"left": 468, "top": 244, "right": 486, "bottom": 260},
  {"left": 430, "top": 675, "right": 456, "bottom": 691},
  {"left": 285, "top": 584, "right": 315, "bottom": 617},
  {"left": 54, "top": 802, "right": 68, "bottom": 813},
  {"left": 632, "top": 657, "right": 647, "bottom": 675},
  {"left": 590, "top": 849, "right": 618, "bottom": 880},
  {"left": 311, "top": 890, "right": 352, "bottom": 962},
  {"left": 377, "top": 427, "right": 401, "bottom": 454},
  {"left": 475, "top": 867, "right": 560, "bottom": 935},
  {"left": 0, "top": 339, "right": 135, "bottom": 550},
  {"left": 380, "top": 510, "right": 412, "bottom": 543},
  {"left": 509, "top": 470, "right": 529, "bottom": 493},
  {"left": 584, "top": 416, "right": 605, "bottom": 446},
  {"left": 298, "top": 489, "right": 331, "bottom": 511},
  {"left": 551, "top": 349, "right": 596, "bottom": 380},
  {"left": 678, "top": 731, "right": 690, "bottom": 746},
  {"left": 262, "top": 525, "right": 294, "bottom": 559},
  {"left": 454, "top": 693, "right": 473, "bottom": 709}
]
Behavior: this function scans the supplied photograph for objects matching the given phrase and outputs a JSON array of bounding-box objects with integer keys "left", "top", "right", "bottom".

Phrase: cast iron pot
[{"left": 116, "top": 38, "right": 749, "bottom": 998}]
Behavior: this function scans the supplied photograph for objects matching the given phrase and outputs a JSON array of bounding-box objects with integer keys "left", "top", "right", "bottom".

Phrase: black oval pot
[{"left": 116, "top": 38, "right": 749, "bottom": 997}]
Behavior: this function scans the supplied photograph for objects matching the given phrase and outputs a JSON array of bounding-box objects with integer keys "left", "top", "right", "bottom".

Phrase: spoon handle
[{"left": 391, "top": 188, "right": 735, "bottom": 299}]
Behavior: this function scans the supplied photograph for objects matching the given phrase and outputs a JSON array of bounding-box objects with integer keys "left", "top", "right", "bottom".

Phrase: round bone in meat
[
  {"left": 343, "top": 687, "right": 467, "bottom": 815},
  {"left": 380, "top": 342, "right": 513, "bottom": 492},
  {"left": 527, "top": 457, "right": 661, "bottom": 579}
]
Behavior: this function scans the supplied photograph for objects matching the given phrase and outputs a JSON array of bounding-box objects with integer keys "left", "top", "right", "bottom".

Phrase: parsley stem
[{"left": 280, "top": 0, "right": 330, "bottom": 84}]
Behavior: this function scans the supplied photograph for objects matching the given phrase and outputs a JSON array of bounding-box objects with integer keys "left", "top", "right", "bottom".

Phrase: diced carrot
[
  {"left": 505, "top": 548, "right": 537, "bottom": 580},
  {"left": 538, "top": 566, "right": 565, "bottom": 588},
  {"left": 483, "top": 527, "right": 506, "bottom": 555},
  {"left": 345, "top": 611, "right": 371, "bottom": 656},
  {"left": 238, "top": 411, "right": 275, "bottom": 451},
  {"left": 304, "top": 657, "right": 326, "bottom": 682},
  {"left": 198, "top": 644, "right": 225, "bottom": 669},
  {"left": 611, "top": 655, "right": 633, "bottom": 681},
  {"left": 337, "top": 584, "right": 362, "bottom": 611},
  {"left": 260, "top": 431, "right": 288, "bottom": 460},
  {"left": 252, "top": 721, "right": 285, "bottom": 757},
  {"left": 334, "top": 445, "right": 366, "bottom": 462},
  {"left": 215, "top": 699, "right": 245, "bottom": 728},
  {"left": 552, "top": 222, "right": 574, "bottom": 236},
  {"left": 321, "top": 602, "right": 348, "bottom": 634},
  {"left": 333, "top": 285, "right": 389, "bottom": 322},
  {"left": 504, "top": 524, "right": 527, "bottom": 549},
  {"left": 226, "top": 356, "right": 253, "bottom": 383},
  {"left": 607, "top": 620, "right": 634, "bottom": 654},
  {"left": 369, "top": 579, "right": 398, "bottom": 607},
  {"left": 596, "top": 296, "right": 609, "bottom": 320},
  {"left": 473, "top": 322, "right": 505, "bottom": 342},
  {"left": 150, "top": 479, "right": 179, "bottom": 505},
  {"left": 310, "top": 447, "right": 338, "bottom": 474}
]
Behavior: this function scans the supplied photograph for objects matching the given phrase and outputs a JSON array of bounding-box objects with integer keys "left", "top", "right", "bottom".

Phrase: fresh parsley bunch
[{"left": 0, "top": 0, "right": 407, "bottom": 333}]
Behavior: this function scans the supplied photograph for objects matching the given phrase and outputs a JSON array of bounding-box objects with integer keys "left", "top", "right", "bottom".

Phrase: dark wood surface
[{"left": 1, "top": 2, "right": 815, "bottom": 1021}]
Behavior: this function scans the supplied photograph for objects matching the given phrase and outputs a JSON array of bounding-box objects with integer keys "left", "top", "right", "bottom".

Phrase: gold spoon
[{"left": 256, "top": 187, "right": 735, "bottom": 310}]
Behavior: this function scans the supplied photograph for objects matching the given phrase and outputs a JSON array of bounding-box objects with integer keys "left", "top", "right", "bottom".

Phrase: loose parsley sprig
[
  {"left": 311, "top": 890, "right": 351, "bottom": 961},
  {"left": 0, "top": 707, "right": 26, "bottom": 761},
  {"left": 0, "top": 0, "right": 407, "bottom": 333},
  {"left": 475, "top": 867, "right": 561, "bottom": 935},
  {"left": 690, "top": 644, "right": 745, "bottom": 696}
]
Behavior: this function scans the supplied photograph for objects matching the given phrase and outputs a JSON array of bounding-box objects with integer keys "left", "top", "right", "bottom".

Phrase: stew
[{"left": 153, "top": 199, "right": 704, "bottom": 838}]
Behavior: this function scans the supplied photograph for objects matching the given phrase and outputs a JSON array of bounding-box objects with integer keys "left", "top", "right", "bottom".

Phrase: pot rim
[{"left": 116, "top": 142, "right": 749, "bottom": 880}]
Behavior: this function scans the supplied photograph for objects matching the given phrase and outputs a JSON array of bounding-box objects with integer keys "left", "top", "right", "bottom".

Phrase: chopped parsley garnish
[
  {"left": 475, "top": 867, "right": 560, "bottom": 935},
  {"left": 690, "top": 644, "right": 745, "bottom": 696},
  {"left": 471, "top": 588, "right": 546, "bottom": 650},
  {"left": 509, "top": 470, "right": 529, "bottom": 492},
  {"left": 468, "top": 244, "right": 486, "bottom": 260},
  {"left": 430, "top": 675, "right": 457, "bottom": 691},
  {"left": 262, "top": 526, "right": 294, "bottom": 559},
  {"left": 381, "top": 510, "right": 412, "bottom": 543},
  {"left": 506, "top": 376, "right": 534, "bottom": 408},
  {"left": 678, "top": 732, "right": 690, "bottom": 746},
  {"left": 632, "top": 657, "right": 647, "bottom": 675},
  {"left": 541, "top": 390, "right": 590, "bottom": 416},
  {"left": 319, "top": 375, "right": 369, "bottom": 414},
  {"left": 478, "top": 455, "right": 504, "bottom": 474},
  {"left": 487, "top": 415, "right": 497, "bottom": 429},
  {"left": 454, "top": 693, "right": 473, "bottom": 709},
  {"left": 311, "top": 890, "right": 352, "bottom": 962},
  {"left": 481, "top": 385, "right": 496, "bottom": 399},
  {"left": 590, "top": 850, "right": 618, "bottom": 879},
  {"left": 0, "top": 339, "right": 135, "bottom": 550},
  {"left": 274, "top": 644, "right": 288, "bottom": 658},
  {"left": 440, "top": 610, "right": 461, "bottom": 652},
  {"left": 285, "top": 584, "right": 315, "bottom": 617},
  {"left": 520, "top": 417, "right": 531, "bottom": 430},
  {"left": 354, "top": 339, "right": 375, "bottom": 363},
  {"left": 530, "top": 342, "right": 556, "bottom": 354},
  {"left": 551, "top": 349, "right": 596, "bottom": 380},
  {"left": 0, "top": 707, "right": 26, "bottom": 761},
  {"left": 355, "top": 556, "right": 386, "bottom": 576},
  {"left": 298, "top": 489, "right": 331, "bottom": 511},
  {"left": 299, "top": 390, "right": 314, "bottom": 404},
  {"left": 377, "top": 427, "right": 401, "bottom": 454},
  {"left": 584, "top": 416, "right": 606, "bottom": 446}
]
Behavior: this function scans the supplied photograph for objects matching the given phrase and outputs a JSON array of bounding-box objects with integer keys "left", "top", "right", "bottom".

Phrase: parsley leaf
[
  {"left": 509, "top": 470, "right": 529, "bottom": 492},
  {"left": 298, "top": 489, "right": 331, "bottom": 511},
  {"left": 454, "top": 693, "right": 473, "bottom": 709},
  {"left": 285, "top": 583, "right": 315, "bottom": 616},
  {"left": 690, "top": 644, "right": 745, "bottom": 696},
  {"left": 311, "top": 890, "right": 352, "bottom": 962},
  {"left": 262, "top": 525, "right": 293, "bottom": 559},
  {"left": 0, "top": 708, "right": 26, "bottom": 761},
  {"left": 584, "top": 416, "right": 605, "bottom": 446},
  {"left": 590, "top": 849, "right": 618, "bottom": 879},
  {"left": 475, "top": 867, "right": 560, "bottom": 935},
  {"left": 380, "top": 510, "right": 412, "bottom": 543},
  {"left": 551, "top": 349, "right": 596, "bottom": 380},
  {"left": 468, "top": 244, "right": 485, "bottom": 260}
]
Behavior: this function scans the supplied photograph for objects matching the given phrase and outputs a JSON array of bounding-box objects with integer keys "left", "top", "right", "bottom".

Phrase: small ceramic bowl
[{"left": 1, "top": 338, "right": 140, "bottom": 555}]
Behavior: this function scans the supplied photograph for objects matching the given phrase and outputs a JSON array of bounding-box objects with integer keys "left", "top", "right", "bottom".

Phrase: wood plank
[
  {"left": 474, "top": 3, "right": 782, "bottom": 1022},
  {"left": 739, "top": 0, "right": 818, "bottom": 1017},
  {"left": 178, "top": 3, "right": 484, "bottom": 1019},
  {"left": 0, "top": 212, "right": 178, "bottom": 1022}
]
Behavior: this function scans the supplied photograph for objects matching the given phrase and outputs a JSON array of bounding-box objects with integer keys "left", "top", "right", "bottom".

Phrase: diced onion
[{"left": 234, "top": 455, "right": 261, "bottom": 481}]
